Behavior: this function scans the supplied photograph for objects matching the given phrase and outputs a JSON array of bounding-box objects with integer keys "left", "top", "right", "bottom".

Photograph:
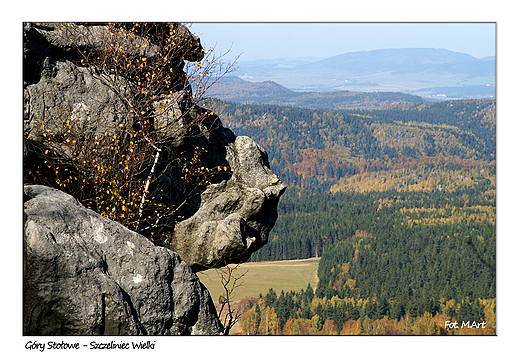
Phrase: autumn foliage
[
  {"left": 24, "top": 22, "right": 236, "bottom": 244},
  {"left": 237, "top": 290, "right": 495, "bottom": 335}
]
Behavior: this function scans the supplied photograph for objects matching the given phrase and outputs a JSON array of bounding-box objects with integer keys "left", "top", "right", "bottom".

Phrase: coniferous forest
[{"left": 204, "top": 97, "right": 496, "bottom": 335}]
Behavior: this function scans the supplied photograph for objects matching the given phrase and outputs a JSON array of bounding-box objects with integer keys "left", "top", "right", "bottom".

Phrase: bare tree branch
[{"left": 216, "top": 264, "right": 248, "bottom": 335}]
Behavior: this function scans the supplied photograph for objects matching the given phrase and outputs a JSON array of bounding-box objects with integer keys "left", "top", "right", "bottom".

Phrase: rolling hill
[
  {"left": 206, "top": 76, "right": 424, "bottom": 109},
  {"left": 200, "top": 96, "right": 496, "bottom": 334}
]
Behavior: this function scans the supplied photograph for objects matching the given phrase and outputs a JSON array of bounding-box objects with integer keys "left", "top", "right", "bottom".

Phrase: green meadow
[{"left": 197, "top": 258, "right": 320, "bottom": 303}]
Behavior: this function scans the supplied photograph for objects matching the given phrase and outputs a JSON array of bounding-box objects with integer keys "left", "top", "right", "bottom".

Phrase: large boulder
[
  {"left": 23, "top": 22, "right": 203, "bottom": 85},
  {"left": 23, "top": 185, "right": 223, "bottom": 335}
]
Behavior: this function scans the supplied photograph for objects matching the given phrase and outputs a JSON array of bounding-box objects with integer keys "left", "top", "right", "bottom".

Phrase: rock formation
[
  {"left": 170, "top": 135, "right": 286, "bottom": 271},
  {"left": 23, "top": 22, "right": 286, "bottom": 270},
  {"left": 24, "top": 185, "right": 222, "bottom": 335},
  {"left": 23, "top": 22, "right": 286, "bottom": 335}
]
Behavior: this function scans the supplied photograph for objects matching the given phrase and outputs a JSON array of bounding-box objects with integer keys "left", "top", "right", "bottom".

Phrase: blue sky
[{"left": 189, "top": 23, "right": 496, "bottom": 62}]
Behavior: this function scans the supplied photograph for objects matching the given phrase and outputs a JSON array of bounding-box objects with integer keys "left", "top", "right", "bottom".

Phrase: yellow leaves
[{"left": 27, "top": 22, "right": 231, "bottom": 243}]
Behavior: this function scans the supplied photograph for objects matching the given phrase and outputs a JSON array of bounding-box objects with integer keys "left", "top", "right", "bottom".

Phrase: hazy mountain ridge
[
  {"left": 228, "top": 48, "right": 495, "bottom": 99},
  {"left": 304, "top": 48, "right": 479, "bottom": 71}
]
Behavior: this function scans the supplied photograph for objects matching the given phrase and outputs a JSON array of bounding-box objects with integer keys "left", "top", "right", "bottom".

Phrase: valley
[
  {"left": 200, "top": 94, "right": 496, "bottom": 335},
  {"left": 198, "top": 47, "right": 496, "bottom": 334}
]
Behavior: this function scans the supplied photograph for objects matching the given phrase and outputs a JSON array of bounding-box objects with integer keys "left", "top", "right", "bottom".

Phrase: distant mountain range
[
  {"left": 223, "top": 48, "right": 495, "bottom": 100},
  {"left": 205, "top": 76, "right": 424, "bottom": 110}
]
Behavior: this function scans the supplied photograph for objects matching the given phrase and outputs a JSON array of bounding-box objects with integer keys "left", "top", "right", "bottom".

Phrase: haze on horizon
[{"left": 189, "top": 23, "right": 496, "bottom": 63}]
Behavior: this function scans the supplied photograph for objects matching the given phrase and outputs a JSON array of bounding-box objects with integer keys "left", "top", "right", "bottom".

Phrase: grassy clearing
[{"left": 197, "top": 258, "right": 320, "bottom": 303}]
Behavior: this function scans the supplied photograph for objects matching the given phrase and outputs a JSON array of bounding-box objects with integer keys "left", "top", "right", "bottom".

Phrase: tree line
[{"left": 237, "top": 285, "right": 495, "bottom": 335}]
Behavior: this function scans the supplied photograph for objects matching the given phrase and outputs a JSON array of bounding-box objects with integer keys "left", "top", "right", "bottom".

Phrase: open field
[{"left": 197, "top": 258, "right": 320, "bottom": 304}]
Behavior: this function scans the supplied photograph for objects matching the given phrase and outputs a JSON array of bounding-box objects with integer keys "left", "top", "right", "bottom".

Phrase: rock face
[
  {"left": 23, "top": 22, "right": 286, "bottom": 335},
  {"left": 24, "top": 185, "right": 223, "bottom": 335},
  {"left": 170, "top": 135, "right": 286, "bottom": 271},
  {"left": 23, "top": 22, "right": 286, "bottom": 270}
]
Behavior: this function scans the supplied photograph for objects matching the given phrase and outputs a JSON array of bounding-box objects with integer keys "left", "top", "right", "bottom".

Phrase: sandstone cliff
[{"left": 23, "top": 22, "right": 286, "bottom": 335}]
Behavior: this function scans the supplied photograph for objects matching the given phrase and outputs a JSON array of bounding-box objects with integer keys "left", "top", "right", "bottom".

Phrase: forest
[
  {"left": 237, "top": 285, "right": 495, "bottom": 335},
  {"left": 203, "top": 98, "right": 496, "bottom": 334},
  {"left": 215, "top": 99, "right": 495, "bottom": 190}
]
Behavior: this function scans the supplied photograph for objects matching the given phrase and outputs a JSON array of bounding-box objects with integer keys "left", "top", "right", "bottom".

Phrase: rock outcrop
[
  {"left": 23, "top": 22, "right": 286, "bottom": 270},
  {"left": 23, "top": 22, "right": 286, "bottom": 335},
  {"left": 24, "top": 185, "right": 223, "bottom": 335},
  {"left": 170, "top": 135, "right": 286, "bottom": 271}
]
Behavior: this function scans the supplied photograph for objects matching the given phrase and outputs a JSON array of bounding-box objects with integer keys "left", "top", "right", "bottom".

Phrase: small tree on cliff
[{"left": 24, "top": 22, "right": 237, "bottom": 244}]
